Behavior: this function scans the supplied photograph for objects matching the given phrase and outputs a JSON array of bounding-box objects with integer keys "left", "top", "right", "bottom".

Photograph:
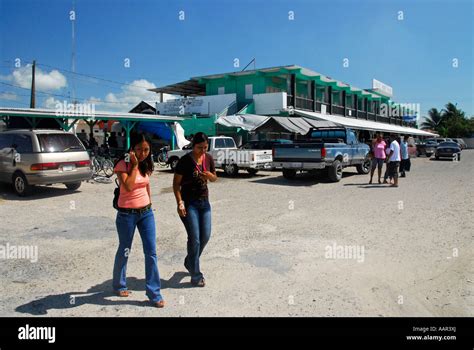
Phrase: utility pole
[{"left": 30, "top": 60, "right": 36, "bottom": 108}]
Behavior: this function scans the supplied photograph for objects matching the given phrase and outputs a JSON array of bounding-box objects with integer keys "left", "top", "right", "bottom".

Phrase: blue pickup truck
[{"left": 272, "top": 127, "right": 371, "bottom": 182}]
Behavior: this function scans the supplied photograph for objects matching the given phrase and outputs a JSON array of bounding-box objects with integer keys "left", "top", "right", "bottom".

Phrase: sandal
[
  {"left": 152, "top": 300, "right": 165, "bottom": 308},
  {"left": 116, "top": 290, "right": 131, "bottom": 297},
  {"left": 192, "top": 278, "right": 206, "bottom": 287}
]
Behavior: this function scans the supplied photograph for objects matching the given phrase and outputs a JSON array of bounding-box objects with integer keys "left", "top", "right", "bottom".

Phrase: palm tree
[{"left": 421, "top": 108, "right": 443, "bottom": 130}]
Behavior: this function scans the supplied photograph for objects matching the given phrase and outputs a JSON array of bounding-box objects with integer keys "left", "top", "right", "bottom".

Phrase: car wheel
[
  {"left": 328, "top": 160, "right": 343, "bottom": 182},
  {"left": 356, "top": 156, "right": 371, "bottom": 174},
  {"left": 247, "top": 168, "right": 258, "bottom": 176},
  {"left": 12, "top": 172, "right": 33, "bottom": 197},
  {"left": 169, "top": 157, "right": 179, "bottom": 171},
  {"left": 224, "top": 163, "right": 239, "bottom": 176},
  {"left": 65, "top": 182, "right": 82, "bottom": 191},
  {"left": 282, "top": 169, "right": 296, "bottom": 179},
  {"left": 426, "top": 153, "right": 432, "bottom": 157}
]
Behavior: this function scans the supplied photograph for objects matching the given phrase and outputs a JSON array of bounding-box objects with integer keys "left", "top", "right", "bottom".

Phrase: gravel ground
[{"left": 0, "top": 151, "right": 473, "bottom": 317}]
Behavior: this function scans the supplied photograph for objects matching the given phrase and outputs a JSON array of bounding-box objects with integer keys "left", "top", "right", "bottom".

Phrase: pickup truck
[
  {"left": 167, "top": 136, "right": 272, "bottom": 176},
  {"left": 272, "top": 127, "right": 371, "bottom": 182}
]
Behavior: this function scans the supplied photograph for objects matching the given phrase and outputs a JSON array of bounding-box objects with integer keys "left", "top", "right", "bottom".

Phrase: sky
[{"left": 0, "top": 0, "right": 472, "bottom": 119}]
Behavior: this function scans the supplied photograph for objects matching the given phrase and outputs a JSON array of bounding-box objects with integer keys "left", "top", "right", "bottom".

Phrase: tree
[
  {"left": 421, "top": 108, "right": 443, "bottom": 130},
  {"left": 421, "top": 103, "right": 473, "bottom": 138}
]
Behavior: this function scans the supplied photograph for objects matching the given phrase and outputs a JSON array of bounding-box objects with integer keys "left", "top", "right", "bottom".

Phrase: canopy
[{"left": 293, "top": 109, "right": 438, "bottom": 137}]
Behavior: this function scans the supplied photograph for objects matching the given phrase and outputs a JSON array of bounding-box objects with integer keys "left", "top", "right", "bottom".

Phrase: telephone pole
[{"left": 30, "top": 60, "right": 36, "bottom": 108}]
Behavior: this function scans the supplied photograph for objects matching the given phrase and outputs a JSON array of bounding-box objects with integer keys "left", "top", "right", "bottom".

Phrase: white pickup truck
[{"left": 166, "top": 136, "right": 272, "bottom": 176}]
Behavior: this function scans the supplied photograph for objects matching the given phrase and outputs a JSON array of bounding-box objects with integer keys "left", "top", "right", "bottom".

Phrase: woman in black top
[{"left": 173, "top": 132, "right": 217, "bottom": 287}]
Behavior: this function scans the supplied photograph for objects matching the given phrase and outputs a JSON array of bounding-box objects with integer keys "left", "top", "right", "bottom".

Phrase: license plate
[
  {"left": 258, "top": 155, "right": 272, "bottom": 160},
  {"left": 290, "top": 162, "right": 302, "bottom": 168},
  {"left": 62, "top": 165, "right": 74, "bottom": 171}
]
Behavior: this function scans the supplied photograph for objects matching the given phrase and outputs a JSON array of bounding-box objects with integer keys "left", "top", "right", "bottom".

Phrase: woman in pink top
[
  {"left": 369, "top": 132, "right": 386, "bottom": 184},
  {"left": 112, "top": 133, "right": 164, "bottom": 308}
]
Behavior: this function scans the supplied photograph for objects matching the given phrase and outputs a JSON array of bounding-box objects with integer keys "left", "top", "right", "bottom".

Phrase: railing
[{"left": 332, "top": 105, "right": 344, "bottom": 116}]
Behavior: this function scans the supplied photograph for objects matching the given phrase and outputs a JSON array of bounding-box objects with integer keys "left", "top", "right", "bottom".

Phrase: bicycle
[
  {"left": 155, "top": 145, "right": 170, "bottom": 167},
  {"left": 89, "top": 149, "right": 115, "bottom": 178}
]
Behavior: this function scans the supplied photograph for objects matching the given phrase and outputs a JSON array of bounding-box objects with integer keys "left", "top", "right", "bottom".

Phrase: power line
[{"left": 0, "top": 81, "right": 137, "bottom": 107}]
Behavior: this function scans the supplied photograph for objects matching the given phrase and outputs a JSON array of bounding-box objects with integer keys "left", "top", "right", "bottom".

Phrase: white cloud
[
  {"left": 1, "top": 64, "right": 67, "bottom": 91},
  {"left": 92, "top": 79, "right": 160, "bottom": 111},
  {"left": 0, "top": 92, "right": 19, "bottom": 101}
]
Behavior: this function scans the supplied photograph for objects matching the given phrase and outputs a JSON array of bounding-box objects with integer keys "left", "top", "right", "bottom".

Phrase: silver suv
[{"left": 0, "top": 129, "right": 93, "bottom": 196}]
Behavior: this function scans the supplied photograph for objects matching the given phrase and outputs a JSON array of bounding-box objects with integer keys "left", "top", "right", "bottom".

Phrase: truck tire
[
  {"left": 169, "top": 157, "right": 179, "bottom": 171},
  {"left": 224, "top": 163, "right": 239, "bottom": 176},
  {"left": 247, "top": 168, "right": 258, "bottom": 176},
  {"left": 328, "top": 160, "right": 343, "bottom": 182},
  {"left": 282, "top": 169, "right": 296, "bottom": 180},
  {"left": 12, "top": 171, "right": 33, "bottom": 197},
  {"left": 65, "top": 182, "right": 82, "bottom": 191},
  {"left": 356, "top": 156, "right": 371, "bottom": 174}
]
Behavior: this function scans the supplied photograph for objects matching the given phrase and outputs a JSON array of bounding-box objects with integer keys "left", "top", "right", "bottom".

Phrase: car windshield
[
  {"left": 438, "top": 142, "right": 459, "bottom": 147},
  {"left": 37, "top": 133, "right": 85, "bottom": 153}
]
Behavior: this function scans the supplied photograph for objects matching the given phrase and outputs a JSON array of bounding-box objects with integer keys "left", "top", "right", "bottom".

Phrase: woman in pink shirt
[
  {"left": 369, "top": 132, "right": 386, "bottom": 184},
  {"left": 112, "top": 133, "right": 164, "bottom": 308}
]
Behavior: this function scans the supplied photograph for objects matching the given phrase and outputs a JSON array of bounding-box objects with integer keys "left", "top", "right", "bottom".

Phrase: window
[
  {"left": 0, "top": 134, "right": 14, "bottom": 150},
  {"left": 224, "top": 138, "right": 236, "bottom": 148},
  {"left": 37, "top": 133, "right": 85, "bottom": 153},
  {"left": 218, "top": 86, "right": 225, "bottom": 95},
  {"left": 346, "top": 94, "right": 353, "bottom": 108},
  {"left": 347, "top": 131, "right": 357, "bottom": 144},
  {"left": 214, "top": 138, "right": 226, "bottom": 149},
  {"left": 13, "top": 134, "right": 33, "bottom": 153},
  {"left": 332, "top": 90, "right": 341, "bottom": 106},
  {"left": 316, "top": 86, "right": 327, "bottom": 103},
  {"left": 310, "top": 130, "right": 346, "bottom": 139},
  {"left": 245, "top": 84, "right": 253, "bottom": 99}
]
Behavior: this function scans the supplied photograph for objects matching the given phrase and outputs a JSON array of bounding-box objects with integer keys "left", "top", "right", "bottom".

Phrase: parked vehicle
[
  {"left": 166, "top": 136, "right": 272, "bottom": 176},
  {"left": 0, "top": 129, "right": 93, "bottom": 196},
  {"left": 239, "top": 139, "right": 293, "bottom": 150},
  {"left": 416, "top": 140, "right": 438, "bottom": 157},
  {"left": 272, "top": 127, "right": 371, "bottom": 182},
  {"left": 452, "top": 138, "right": 467, "bottom": 150},
  {"left": 435, "top": 141, "right": 462, "bottom": 161}
]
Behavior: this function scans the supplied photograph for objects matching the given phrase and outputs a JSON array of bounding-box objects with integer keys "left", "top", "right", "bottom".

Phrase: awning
[
  {"left": 216, "top": 114, "right": 337, "bottom": 135},
  {"left": 271, "top": 116, "right": 337, "bottom": 135},
  {"left": 294, "top": 109, "right": 438, "bottom": 137},
  {"left": 215, "top": 114, "right": 270, "bottom": 131}
]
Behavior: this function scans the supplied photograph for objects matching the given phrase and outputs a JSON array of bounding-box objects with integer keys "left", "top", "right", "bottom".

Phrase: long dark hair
[{"left": 115, "top": 133, "right": 154, "bottom": 176}]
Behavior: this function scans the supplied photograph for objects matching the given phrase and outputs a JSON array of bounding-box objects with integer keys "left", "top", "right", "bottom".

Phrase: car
[
  {"left": 0, "top": 129, "right": 93, "bottom": 196},
  {"left": 452, "top": 138, "right": 467, "bottom": 150},
  {"left": 415, "top": 139, "right": 438, "bottom": 157},
  {"left": 435, "top": 141, "right": 462, "bottom": 161},
  {"left": 272, "top": 127, "right": 371, "bottom": 182}
]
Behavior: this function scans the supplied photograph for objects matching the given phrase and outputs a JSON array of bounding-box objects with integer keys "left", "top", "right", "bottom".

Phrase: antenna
[{"left": 241, "top": 58, "right": 256, "bottom": 72}]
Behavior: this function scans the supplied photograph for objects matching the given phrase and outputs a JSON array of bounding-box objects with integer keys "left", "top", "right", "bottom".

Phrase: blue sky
[{"left": 0, "top": 0, "right": 472, "bottom": 118}]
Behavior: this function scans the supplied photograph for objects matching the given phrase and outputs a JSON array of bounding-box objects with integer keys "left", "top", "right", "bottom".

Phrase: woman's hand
[
  {"left": 200, "top": 171, "right": 215, "bottom": 182},
  {"left": 129, "top": 151, "right": 138, "bottom": 168},
  {"left": 177, "top": 201, "right": 187, "bottom": 217}
]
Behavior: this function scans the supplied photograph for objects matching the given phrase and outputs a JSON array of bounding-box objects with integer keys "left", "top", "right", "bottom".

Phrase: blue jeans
[
  {"left": 180, "top": 198, "right": 212, "bottom": 284},
  {"left": 113, "top": 208, "right": 163, "bottom": 303}
]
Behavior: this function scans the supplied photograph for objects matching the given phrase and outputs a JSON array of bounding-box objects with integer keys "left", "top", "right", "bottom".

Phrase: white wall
[{"left": 253, "top": 92, "right": 287, "bottom": 115}]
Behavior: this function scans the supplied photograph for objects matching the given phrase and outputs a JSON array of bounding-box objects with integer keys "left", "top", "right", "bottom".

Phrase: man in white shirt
[{"left": 385, "top": 134, "right": 401, "bottom": 187}]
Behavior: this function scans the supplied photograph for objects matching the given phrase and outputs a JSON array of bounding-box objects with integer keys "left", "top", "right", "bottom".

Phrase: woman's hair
[
  {"left": 116, "top": 132, "right": 154, "bottom": 176},
  {"left": 191, "top": 132, "right": 209, "bottom": 147}
]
